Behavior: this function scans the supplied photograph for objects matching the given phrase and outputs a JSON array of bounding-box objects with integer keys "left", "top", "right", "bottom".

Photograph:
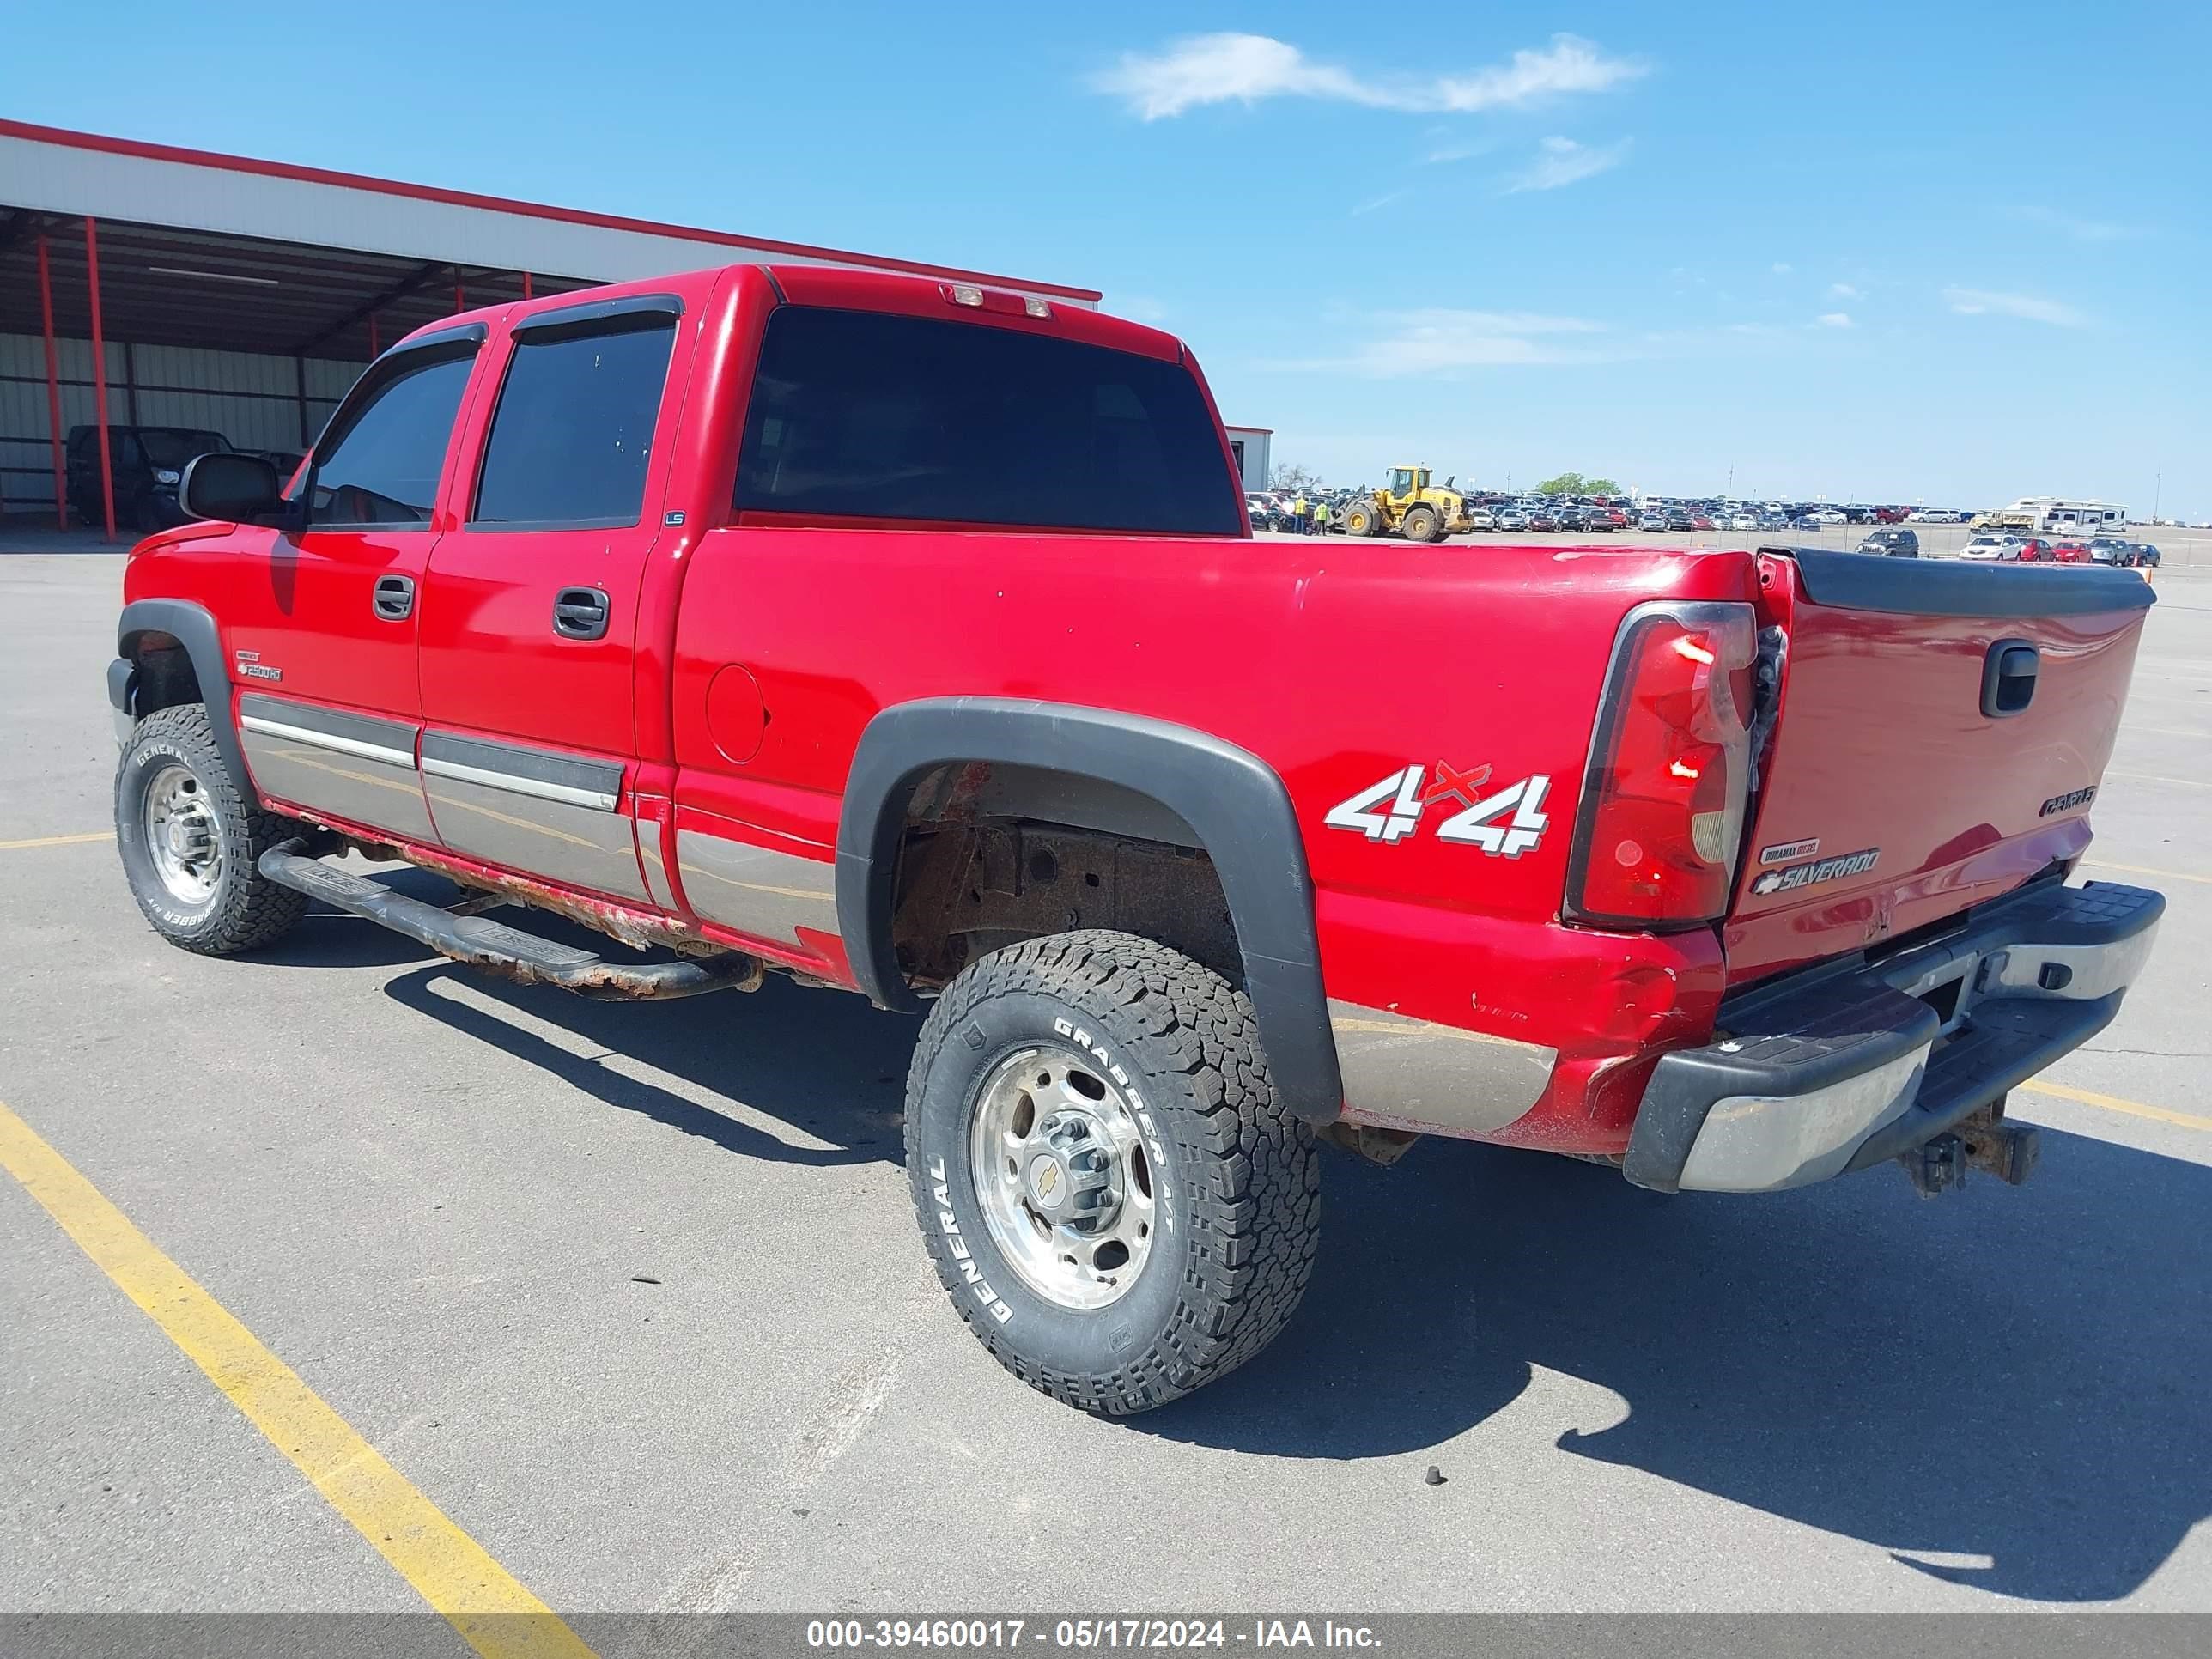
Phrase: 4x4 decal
[{"left": 1324, "top": 762, "right": 1552, "bottom": 857}]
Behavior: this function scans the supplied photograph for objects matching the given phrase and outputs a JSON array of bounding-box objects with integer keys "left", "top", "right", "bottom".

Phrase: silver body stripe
[
  {"left": 674, "top": 830, "right": 838, "bottom": 946},
  {"left": 420, "top": 753, "right": 617, "bottom": 813},
  {"left": 238, "top": 714, "right": 415, "bottom": 771}
]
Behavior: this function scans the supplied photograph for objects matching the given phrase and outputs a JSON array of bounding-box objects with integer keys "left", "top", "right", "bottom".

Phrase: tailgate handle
[{"left": 1981, "top": 639, "right": 2039, "bottom": 717}]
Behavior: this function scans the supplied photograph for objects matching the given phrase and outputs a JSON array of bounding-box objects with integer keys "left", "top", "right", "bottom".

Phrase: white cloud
[
  {"left": 1424, "top": 140, "right": 1497, "bottom": 165},
  {"left": 1092, "top": 32, "right": 1644, "bottom": 120},
  {"left": 1507, "top": 135, "right": 1632, "bottom": 192},
  {"left": 1816, "top": 312, "right": 1853, "bottom": 328},
  {"left": 1771, "top": 262, "right": 1793, "bottom": 275},
  {"left": 1432, "top": 35, "right": 1647, "bottom": 112},
  {"left": 2007, "top": 205, "right": 2140, "bottom": 243},
  {"left": 1827, "top": 282, "right": 1861, "bottom": 299},
  {"left": 1352, "top": 189, "right": 1412, "bottom": 216},
  {"left": 1271, "top": 308, "right": 1613, "bottom": 377},
  {"left": 1943, "top": 286, "right": 2090, "bottom": 328}
]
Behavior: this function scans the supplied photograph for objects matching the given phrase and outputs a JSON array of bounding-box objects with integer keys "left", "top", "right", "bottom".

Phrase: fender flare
[
  {"left": 116, "top": 598, "right": 252, "bottom": 793},
  {"left": 836, "top": 697, "right": 1343, "bottom": 1123}
]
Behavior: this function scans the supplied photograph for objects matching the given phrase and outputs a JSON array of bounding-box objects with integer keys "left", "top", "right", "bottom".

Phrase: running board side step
[{"left": 258, "top": 843, "right": 763, "bottom": 1001}]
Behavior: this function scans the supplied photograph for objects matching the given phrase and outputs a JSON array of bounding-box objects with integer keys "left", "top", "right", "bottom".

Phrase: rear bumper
[{"left": 1624, "top": 878, "right": 2163, "bottom": 1194}]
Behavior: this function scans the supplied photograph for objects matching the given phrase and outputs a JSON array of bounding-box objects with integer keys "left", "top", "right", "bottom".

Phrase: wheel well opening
[
  {"left": 128, "top": 633, "right": 202, "bottom": 716},
  {"left": 889, "top": 761, "right": 1240, "bottom": 990}
]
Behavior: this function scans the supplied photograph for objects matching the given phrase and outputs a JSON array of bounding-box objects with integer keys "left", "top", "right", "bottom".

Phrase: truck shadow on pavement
[
  {"left": 380, "top": 966, "right": 919, "bottom": 1168},
  {"left": 262, "top": 865, "right": 915, "bottom": 1165},
  {"left": 1137, "top": 1130, "right": 2211, "bottom": 1604}
]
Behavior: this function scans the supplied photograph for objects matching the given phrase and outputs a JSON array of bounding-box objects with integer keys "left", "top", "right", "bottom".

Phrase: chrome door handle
[
  {"left": 372, "top": 574, "right": 415, "bottom": 622},
  {"left": 553, "top": 586, "right": 609, "bottom": 641}
]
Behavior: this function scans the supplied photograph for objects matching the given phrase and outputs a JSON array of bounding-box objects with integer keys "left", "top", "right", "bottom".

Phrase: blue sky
[{"left": 14, "top": 2, "right": 2209, "bottom": 514}]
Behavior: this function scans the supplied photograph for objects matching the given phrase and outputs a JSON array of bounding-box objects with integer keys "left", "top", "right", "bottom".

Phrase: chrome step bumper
[{"left": 1625, "top": 878, "right": 2163, "bottom": 1194}]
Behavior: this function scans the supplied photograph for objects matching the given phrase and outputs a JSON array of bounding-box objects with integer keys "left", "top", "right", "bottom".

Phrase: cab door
[
  {"left": 228, "top": 327, "right": 486, "bottom": 845},
  {"left": 414, "top": 294, "right": 685, "bottom": 902}
]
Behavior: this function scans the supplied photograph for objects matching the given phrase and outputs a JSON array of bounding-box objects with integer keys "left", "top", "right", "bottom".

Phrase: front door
[
  {"left": 228, "top": 331, "right": 484, "bottom": 844},
  {"left": 414, "top": 295, "right": 684, "bottom": 902}
]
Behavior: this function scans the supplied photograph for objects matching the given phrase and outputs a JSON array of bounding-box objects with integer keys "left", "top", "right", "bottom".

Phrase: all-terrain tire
[
  {"left": 1341, "top": 501, "right": 1375, "bottom": 536},
  {"left": 1401, "top": 505, "right": 1442, "bottom": 544},
  {"left": 905, "top": 930, "right": 1320, "bottom": 1414},
  {"left": 114, "top": 703, "right": 310, "bottom": 955}
]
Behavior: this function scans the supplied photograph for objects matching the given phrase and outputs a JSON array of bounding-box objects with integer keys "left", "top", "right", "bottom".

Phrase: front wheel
[
  {"left": 115, "top": 703, "right": 311, "bottom": 954},
  {"left": 905, "top": 931, "right": 1320, "bottom": 1414}
]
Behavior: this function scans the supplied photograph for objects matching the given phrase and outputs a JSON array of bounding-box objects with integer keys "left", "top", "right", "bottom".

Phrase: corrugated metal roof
[{"left": 0, "top": 120, "right": 1099, "bottom": 305}]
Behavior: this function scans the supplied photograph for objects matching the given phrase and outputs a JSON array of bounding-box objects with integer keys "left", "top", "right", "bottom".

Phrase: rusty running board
[{"left": 258, "top": 842, "right": 763, "bottom": 1001}]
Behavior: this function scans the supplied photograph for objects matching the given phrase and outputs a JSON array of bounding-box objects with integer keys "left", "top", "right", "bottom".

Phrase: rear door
[
  {"left": 414, "top": 293, "right": 685, "bottom": 903},
  {"left": 1723, "top": 548, "right": 2155, "bottom": 983},
  {"left": 228, "top": 328, "right": 484, "bottom": 845}
]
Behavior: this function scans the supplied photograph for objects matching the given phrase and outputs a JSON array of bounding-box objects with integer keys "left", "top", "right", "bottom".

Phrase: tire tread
[
  {"left": 118, "top": 703, "right": 309, "bottom": 955},
  {"left": 906, "top": 929, "right": 1320, "bottom": 1414}
]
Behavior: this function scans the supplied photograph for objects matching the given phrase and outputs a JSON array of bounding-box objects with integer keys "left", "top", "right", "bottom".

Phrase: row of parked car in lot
[
  {"left": 1956, "top": 532, "right": 2160, "bottom": 567},
  {"left": 1475, "top": 502, "right": 1830, "bottom": 534}
]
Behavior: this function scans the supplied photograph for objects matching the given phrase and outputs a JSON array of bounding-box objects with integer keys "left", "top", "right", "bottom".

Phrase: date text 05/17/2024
[{"left": 805, "top": 1618, "right": 1383, "bottom": 1650}]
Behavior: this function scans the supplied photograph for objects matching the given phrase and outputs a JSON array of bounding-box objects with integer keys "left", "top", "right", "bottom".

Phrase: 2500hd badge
[{"left": 1750, "top": 847, "right": 1881, "bottom": 896}]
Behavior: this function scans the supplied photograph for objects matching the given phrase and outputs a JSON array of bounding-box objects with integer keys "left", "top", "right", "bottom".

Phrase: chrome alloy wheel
[
  {"left": 142, "top": 761, "right": 223, "bottom": 905},
  {"left": 968, "top": 1043, "right": 1158, "bottom": 1310}
]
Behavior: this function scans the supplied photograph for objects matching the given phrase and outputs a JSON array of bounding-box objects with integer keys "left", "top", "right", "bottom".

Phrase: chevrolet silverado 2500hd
[{"left": 107, "top": 263, "right": 2163, "bottom": 1413}]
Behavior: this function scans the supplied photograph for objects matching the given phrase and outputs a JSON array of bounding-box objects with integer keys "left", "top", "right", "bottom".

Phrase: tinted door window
[
  {"left": 471, "top": 320, "right": 677, "bottom": 527},
  {"left": 732, "top": 307, "right": 1241, "bottom": 535},
  {"left": 307, "top": 350, "right": 476, "bottom": 527}
]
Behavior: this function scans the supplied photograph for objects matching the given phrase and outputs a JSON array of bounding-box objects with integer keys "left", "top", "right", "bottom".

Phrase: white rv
[{"left": 1986, "top": 497, "right": 2128, "bottom": 534}]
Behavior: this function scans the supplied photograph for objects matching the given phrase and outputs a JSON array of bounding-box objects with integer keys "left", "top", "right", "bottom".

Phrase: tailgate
[{"left": 1723, "top": 548, "right": 2154, "bottom": 985}]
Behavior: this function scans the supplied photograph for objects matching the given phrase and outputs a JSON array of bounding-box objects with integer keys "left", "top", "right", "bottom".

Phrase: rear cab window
[
  {"left": 732, "top": 307, "right": 1242, "bottom": 535},
  {"left": 471, "top": 299, "right": 679, "bottom": 529}
]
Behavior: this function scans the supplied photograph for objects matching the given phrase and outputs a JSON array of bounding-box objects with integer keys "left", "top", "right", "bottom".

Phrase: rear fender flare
[
  {"left": 836, "top": 698, "right": 1343, "bottom": 1122},
  {"left": 117, "top": 598, "right": 251, "bottom": 793}
]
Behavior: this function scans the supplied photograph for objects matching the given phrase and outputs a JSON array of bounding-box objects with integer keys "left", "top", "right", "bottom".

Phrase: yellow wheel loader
[{"left": 1340, "top": 465, "right": 1471, "bottom": 544}]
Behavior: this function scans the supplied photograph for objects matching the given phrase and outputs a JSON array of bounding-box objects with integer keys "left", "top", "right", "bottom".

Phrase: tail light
[{"left": 1567, "top": 600, "right": 1759, "bottom": 929}]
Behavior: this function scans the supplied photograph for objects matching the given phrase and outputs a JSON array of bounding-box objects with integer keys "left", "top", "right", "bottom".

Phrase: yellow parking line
[
  {"left": 0, "top": 1098, "right": 596, "bottom": 1659},
  {"left": 2083, "top": 859, "right": 2212, "bottom": 886},
  {"left": 2019, "top": 1080, "right": 2212, "bottom": 1135},
  {"left": 0, "top": 831, "right": 112, "bottom": 851}
]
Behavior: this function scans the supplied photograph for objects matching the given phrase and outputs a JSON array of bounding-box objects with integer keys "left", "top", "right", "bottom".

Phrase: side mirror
[{"left": 179, "top": 452, "right": 288, "bottom": 526}]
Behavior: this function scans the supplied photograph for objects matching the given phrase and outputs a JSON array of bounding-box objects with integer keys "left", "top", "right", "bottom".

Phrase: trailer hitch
[{"left": 1899, "top": 1095, "right": 2039, "bottom": 1198}]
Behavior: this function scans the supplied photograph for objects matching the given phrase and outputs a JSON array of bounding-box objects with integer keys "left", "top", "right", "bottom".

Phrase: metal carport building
[{"left": 0, "top": 119, "right": 1100, "bottom": 538}]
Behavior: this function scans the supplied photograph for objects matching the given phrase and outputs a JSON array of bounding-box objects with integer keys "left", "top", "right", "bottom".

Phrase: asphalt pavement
[{"left": 3, "top": 551, "right": 2208, "bottom": 1624}]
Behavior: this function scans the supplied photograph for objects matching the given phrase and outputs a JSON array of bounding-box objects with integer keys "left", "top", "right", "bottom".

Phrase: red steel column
[
  {"left": 368, "top": 313, "right": 380, "bottom": 358},
  {"left": 84, "top": 216, "right": 117, "bottom": 541},
  {"left": 36, "top": 235, "right": 67, "bottom": 529},
  {"left": 521, "top": 271, "right": 532, "bottom": 301}
]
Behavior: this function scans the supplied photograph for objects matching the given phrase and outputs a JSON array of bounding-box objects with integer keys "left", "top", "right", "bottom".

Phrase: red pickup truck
[{"left": 107, "top": 262, "right": 2163, "bottom": 1414}]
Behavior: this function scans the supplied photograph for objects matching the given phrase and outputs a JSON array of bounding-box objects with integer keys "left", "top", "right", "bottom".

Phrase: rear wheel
[
  {"left": 114, "top": 703, "right": 310, "bottom": 954},
  {"left": 1401, "top": 505, "right": 1442, "bottom": 544},
  {"left": 905, "top": 930, "right": 1320, "bottom": 1414}
]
